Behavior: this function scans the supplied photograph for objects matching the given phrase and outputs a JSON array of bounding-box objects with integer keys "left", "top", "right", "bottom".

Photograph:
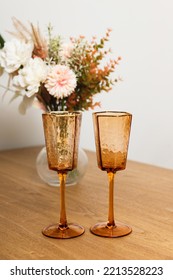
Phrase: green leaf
[{"left": 0, "top": 34, "right": 5, "bottom": 49}]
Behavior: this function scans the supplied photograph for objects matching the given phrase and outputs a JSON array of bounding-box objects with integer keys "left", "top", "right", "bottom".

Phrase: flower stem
[
  {"left": 61, "top": 98, "right": 65, "bottom": 111},
  {"left": 0, "top": 84, "right": 15, "bottom": 93}
]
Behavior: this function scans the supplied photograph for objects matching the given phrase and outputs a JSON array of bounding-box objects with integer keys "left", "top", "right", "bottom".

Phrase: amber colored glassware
[
  {"left": 42, "top": 111, "right": 85, "bottom": 238},
  {"left": 91, "top": 111, "right": 132, "bottom": 237}
]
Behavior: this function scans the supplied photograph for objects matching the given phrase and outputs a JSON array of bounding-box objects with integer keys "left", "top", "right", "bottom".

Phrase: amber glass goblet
[
  {"left": 42, "top": 111, "right": 84, "bottom": 239},
  {"left": 91, "top": 111, "right": 132, "bottom": 238}
]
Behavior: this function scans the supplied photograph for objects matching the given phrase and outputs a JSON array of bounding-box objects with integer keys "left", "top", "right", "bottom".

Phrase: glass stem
[
  {"left": 58, "top": 172, "right": 68, "bottom": 229},
  {"left": 107, "top": 171, "right": 116, "bottom": 227}
]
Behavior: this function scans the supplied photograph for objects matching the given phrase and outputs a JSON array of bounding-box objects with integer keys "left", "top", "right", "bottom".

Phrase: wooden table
[{"left": 0, "top": 146, "right": 173, "bottom": 260}]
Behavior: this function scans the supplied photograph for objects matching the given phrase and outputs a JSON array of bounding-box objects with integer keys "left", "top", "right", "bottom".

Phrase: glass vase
[{"left": 36, "top": 146, "right": 88, "bottom": 187}]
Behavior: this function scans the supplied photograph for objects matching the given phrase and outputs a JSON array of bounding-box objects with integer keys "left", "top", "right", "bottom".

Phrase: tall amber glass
[
  {"left": 42, "top": 111, "right": 84, "bottom": 238},
  {"left": 91, "top": 111, "right": 132, "bottom": 237}
]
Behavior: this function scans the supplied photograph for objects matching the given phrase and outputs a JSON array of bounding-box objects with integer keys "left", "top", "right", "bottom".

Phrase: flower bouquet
[{"left": 0, "top": 17, "right": 121, "bottom": 114}]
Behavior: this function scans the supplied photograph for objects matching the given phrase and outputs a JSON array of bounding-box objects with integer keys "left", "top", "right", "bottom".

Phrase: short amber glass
[
  {"left": 42, "top": 111, "right": 84, "bottom": 239},
  {"left": 91, "top": 111, "right": 132, "bottom": 237}
]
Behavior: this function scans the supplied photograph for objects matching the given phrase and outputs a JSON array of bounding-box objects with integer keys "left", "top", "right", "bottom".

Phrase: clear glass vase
[{"left": 36, "top": 146, "right": 88, "bottom": 187}]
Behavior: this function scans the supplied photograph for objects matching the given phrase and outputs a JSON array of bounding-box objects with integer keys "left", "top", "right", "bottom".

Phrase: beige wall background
[{"left": 1, "top": 0, "right": 173, "bottom": 169}]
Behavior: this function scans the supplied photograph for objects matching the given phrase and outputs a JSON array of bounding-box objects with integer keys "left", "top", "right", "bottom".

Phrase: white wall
[{"left": 1, "top": 0, "right": 173, "bottom": 169}]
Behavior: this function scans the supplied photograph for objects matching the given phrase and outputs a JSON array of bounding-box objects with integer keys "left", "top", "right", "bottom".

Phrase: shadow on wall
[{"left": 0, "top": 103, "right": 44, "bottom": 150}]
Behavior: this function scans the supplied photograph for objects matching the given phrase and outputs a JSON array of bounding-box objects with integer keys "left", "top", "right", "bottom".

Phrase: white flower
[
  {"left": 44, "top": 64, "right": 76, "bottom": 99},
  {"left": 0, "top": 39, "right": 33, "bottom": 73},
  {"left": 60, "top": 43, "right": 73, "bottom": 61},
  {"left": 13, "top": 57, "right": 48, "bottom": 97}
]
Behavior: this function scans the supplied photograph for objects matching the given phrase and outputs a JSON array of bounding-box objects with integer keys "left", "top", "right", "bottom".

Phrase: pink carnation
[{"left": 44, "top": 65, "right": 76, "bottom": 99}]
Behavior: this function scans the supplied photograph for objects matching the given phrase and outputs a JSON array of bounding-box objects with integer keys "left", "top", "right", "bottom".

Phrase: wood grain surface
[{"left": 0, "top": 146, "right": 173, "bottom": 260}]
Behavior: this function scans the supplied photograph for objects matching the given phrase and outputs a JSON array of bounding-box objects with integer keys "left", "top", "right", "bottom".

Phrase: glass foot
[
  {"left": 42, "top": 223, "right": 85, "bottom": 239},
  {"left": 90, "top": 221, "right": 132, "bottom": 238}
]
